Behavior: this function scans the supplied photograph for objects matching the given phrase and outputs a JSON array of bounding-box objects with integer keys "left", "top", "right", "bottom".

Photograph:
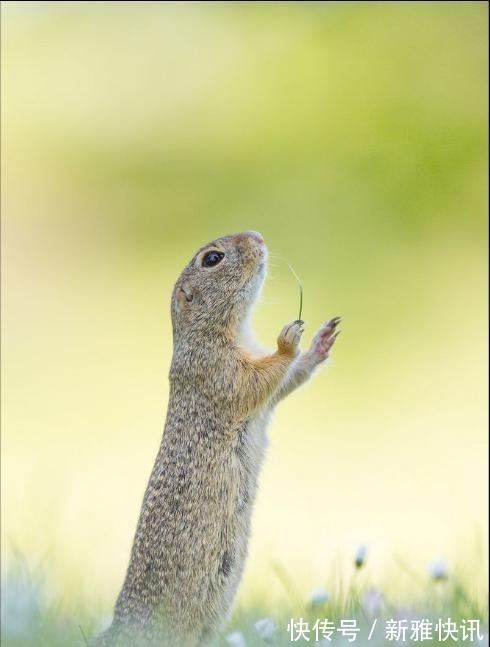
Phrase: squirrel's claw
[
  {"left": 309, "top": 316, "right": 342, "bottom": 363},
  {"left": 277, "top": 320, "right": 304, "bottom": 357}
]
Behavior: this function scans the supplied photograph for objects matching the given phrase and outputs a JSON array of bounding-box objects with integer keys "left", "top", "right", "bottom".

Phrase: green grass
[{"left": 1, "top": 554, "right": 487, "bottom": 647}]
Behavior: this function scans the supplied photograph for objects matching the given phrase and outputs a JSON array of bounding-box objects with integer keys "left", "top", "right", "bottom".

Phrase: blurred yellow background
[{"left": 1, "top": 2, "right": 488, "bottom": 612}]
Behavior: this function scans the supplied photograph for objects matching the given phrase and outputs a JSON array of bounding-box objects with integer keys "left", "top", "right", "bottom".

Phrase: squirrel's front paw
[
  {"left": 277, "top": 320, "right": 304, "bottom": 358},
  {"left": 309, "top": 316, "right": 341, "bottom": 364}
]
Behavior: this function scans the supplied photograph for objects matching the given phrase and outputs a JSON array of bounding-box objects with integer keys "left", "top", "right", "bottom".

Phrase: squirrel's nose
[{"left": 244, "top": 230, "right": 264, "bottom": 245}]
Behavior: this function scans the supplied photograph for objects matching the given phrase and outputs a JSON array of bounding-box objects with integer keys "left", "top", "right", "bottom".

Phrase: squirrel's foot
[
  {"left": 309, "top": 316, "right": 341, "bottom": 364},
  {"left": 277, "top": 320, "right": 304, "bottom": 358}
]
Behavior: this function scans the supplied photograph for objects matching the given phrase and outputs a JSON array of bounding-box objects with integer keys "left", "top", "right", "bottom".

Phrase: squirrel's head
[{"left": 171, "top": 231, "right": 267, "bottom": 339}]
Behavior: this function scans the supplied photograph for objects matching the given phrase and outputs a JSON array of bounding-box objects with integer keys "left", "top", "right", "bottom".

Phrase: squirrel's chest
[{"left": 232, "top": 412, "right": 270, "bottom": 514}]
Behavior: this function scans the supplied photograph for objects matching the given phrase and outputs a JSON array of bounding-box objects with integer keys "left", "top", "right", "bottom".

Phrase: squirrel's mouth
[
  {"left": 257, "top": 242, "right": 268, "bottom": 265},
  {"left": 257, "top": 251, "right": 268, "bottom": 277},
  {"left": 254, "top": 257, "right": 268, "bottom": 293}
]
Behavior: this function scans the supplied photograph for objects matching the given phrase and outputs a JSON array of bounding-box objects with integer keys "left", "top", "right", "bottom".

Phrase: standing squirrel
[{"left": 92, "top": 231, "right": 340, "bottom": 647}]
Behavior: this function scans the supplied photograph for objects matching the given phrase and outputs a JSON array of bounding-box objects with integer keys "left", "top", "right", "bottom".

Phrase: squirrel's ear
[{"left": 176, "top": 284, "right": 194, "bottom": 311}]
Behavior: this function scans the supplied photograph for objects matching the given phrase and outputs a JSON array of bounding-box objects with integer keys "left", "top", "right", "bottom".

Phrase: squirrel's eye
[{"left": 202, "top": 251, "right": 225, "bottom": 268}]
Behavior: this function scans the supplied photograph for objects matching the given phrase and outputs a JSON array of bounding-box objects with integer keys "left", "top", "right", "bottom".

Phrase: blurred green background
[{"left": 1, "top": 1, "right": 488, "bottom": 614}]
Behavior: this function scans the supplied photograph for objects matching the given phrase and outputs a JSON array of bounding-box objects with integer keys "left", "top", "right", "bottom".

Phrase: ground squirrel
[{"left": 92, "top": 231, "right": 340, "bottom": 647}]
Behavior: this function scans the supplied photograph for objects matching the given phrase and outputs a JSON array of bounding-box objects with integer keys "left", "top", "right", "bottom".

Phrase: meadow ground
[{"left": 1, "top": 551, "right": 488, "bottom": 647}]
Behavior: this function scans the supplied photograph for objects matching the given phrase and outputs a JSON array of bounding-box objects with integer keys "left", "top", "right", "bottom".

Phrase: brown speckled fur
[{"left": 92, "top": 231, "right": 340, "bottom": 647}]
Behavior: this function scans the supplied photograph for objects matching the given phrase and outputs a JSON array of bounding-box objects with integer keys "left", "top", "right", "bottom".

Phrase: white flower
[
  {"left": 429, "top": 559, "right": 448, "bottom": 581},
  {"left": 254, "top": 617, "right": 277, "bottom": 641},
  {"left": 226, "top": 630, "right": 247, "bottom": 647},
  {"left": 354, "top": 544, "right": 367, "bottom": 568},
  {"left": 308, "top": 587, "right": 330, "bottom": 606},
  {"left": 362, "top": 587, "right": 383, "bottom": 616}
]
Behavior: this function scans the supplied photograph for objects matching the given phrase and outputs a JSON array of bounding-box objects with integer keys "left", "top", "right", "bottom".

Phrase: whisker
[
  {"left": 266, "top": 251, "right": 304, "bottom": 319},
  {"left": 275, "top": 255, "right": 303, "bottom": 321}
]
